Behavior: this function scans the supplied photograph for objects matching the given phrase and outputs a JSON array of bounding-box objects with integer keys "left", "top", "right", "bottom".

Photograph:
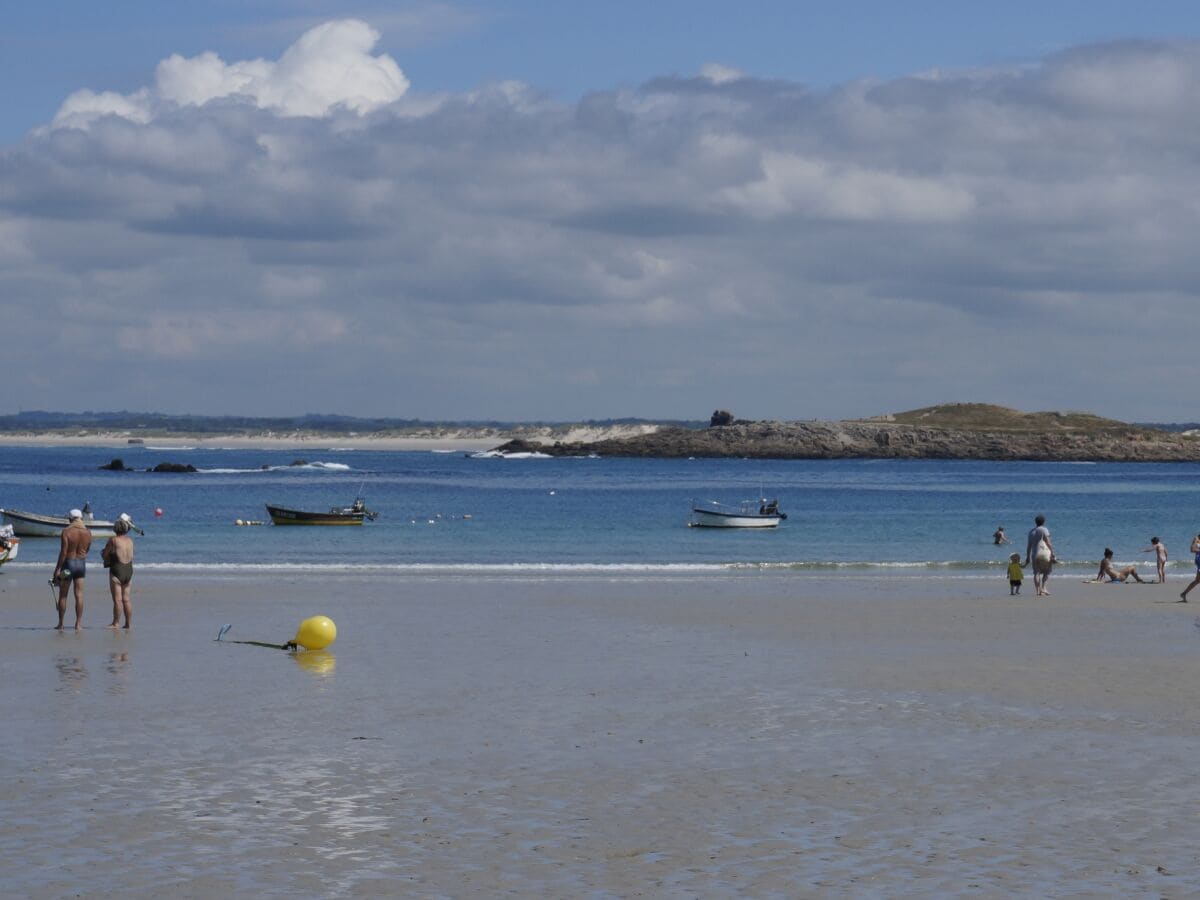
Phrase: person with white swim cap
[{"left": 53, "top": 509, "right": 92, "bottom": 630}]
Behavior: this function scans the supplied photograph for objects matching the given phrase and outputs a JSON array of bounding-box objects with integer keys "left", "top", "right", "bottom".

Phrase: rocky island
[{"left": 492, "top": 404, "right": 1200, "bottom": 462}]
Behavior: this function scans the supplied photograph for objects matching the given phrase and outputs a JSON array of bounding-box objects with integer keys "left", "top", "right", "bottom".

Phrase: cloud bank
[{"left": 3, "top": 23, "right": 1199, "bottom": 420}]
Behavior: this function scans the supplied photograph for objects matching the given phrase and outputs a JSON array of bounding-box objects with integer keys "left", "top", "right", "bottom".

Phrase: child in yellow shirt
[{"left": 1007, "top": 552, "right": 1024, "bottom": 595}]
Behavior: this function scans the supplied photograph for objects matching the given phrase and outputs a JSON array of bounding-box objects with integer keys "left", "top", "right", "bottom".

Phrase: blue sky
[
  {"left": 4, "top": 2, "right": 1200, "bottom": 420},
  {"left": 7, "top": 2, "right": 1198, "bottom": 145}
]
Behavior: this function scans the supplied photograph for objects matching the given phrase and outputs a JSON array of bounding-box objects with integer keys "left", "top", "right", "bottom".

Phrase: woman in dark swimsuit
[{"left": 102, "top": 518, "right": 135, "bottom": 629}]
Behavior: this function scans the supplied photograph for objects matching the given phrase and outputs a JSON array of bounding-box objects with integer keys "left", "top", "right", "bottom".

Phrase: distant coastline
[
  {"left": 0, "top": 432, "right": 498, "bottom": 451},
  {"left": 493, "top": 405, "right": 1200, "bottom": 462},
  {"left": 3, "top": 405, "right": 1199, "bottom": 460},
  {"left": 0, "top": 423, "right": 662, "bottom": 452}
]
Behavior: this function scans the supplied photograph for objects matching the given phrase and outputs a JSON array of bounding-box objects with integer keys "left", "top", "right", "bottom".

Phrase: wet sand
[{"left": 1, "top": 571, "right": 1199, "bottom": 896}]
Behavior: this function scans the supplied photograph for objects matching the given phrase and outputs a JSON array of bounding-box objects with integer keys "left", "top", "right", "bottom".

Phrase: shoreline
[{"left": 0, "top": 559, "right": 1175, "bottom": 577}]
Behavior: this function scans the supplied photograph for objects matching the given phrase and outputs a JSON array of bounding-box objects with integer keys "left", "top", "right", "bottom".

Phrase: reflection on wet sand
[
  {"left": 106, "top": 652, "right": 131, "bottom": 694},
  {"left": 292, "top": 650, "right": 335, "bottom": 676},
  {"left": 53, "top": 652, "right": 132, "bottom": 694},
  {"left": 54, "top": 656, "right": 87, "bottom": 691}
]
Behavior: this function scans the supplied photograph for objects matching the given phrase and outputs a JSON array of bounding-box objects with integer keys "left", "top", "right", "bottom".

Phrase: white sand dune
[{"left": 0, "top": 423, "right": 661, "bottom": 451}]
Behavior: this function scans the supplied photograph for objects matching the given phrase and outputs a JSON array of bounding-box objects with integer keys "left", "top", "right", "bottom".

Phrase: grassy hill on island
[
  {"left": 864, "top": 403, "right": 1148, "bottom": 434},
  {"left": 494, "top": 403, "right": 1195, "bottom": 461}
]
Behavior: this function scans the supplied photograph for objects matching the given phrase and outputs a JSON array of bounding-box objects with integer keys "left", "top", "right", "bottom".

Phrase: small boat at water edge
[
  {"left": 689, "top": 497, "right": 788, "bottom": 528},
  {"left": 265, "top": 498, "right": 378, "bottom": 526},
  {"left": 1, "top": 506, "right": 117, "bottom": 537},
  {"left": 0, "top": 525, "right": 19, "bottom": 566}
]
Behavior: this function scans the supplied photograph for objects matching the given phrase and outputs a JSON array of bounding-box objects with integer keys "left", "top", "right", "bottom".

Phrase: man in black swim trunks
[{"left": 54, "top": 509, "right": 92, "bottom": 631}]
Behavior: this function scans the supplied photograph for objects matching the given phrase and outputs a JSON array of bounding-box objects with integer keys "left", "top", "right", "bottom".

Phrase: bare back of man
[{"left": 55, "top": 522, "right": 92, "bottom": 630}]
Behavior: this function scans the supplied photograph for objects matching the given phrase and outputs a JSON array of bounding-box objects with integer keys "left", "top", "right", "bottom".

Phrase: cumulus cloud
[
  {"left": 700, "top": 63, "right": 745, "bottom": 85},
  {"left": 52, "top": 19, "right": 407, "bottom": 129},
  {"left": 722, "top": 152, "right": 976, "bottom": 222},
  {"left": 5, "top": 29, "right": 1200, "bottom": 419},
  {"left": 53, "top": 89, "right": 154, "bottom": 128}
]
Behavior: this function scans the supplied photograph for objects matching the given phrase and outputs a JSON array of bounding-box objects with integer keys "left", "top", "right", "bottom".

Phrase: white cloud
[
  {"left": 117, "top": 308, "right": 347, "bottom": 359},
  {"left": 53, "top": 19, "right": 407, "bottom": 130},
  {"left": 723, "top": 152, "right": 976, "bottom": 223},
  {"left": 1045, "top": 41, "right": 1200, "bottom": 114},
  {"left": 700, "top": 63, "right": 745, "bottom": 85},
  {"left": 0, "top": 220, "right": 33, "bottom": 264},
  {"left": 261, "top": 270, "right": 326, "bottom": 302},
  {"left": 53, "top": 89, "right": 153, "bottom": 129}
]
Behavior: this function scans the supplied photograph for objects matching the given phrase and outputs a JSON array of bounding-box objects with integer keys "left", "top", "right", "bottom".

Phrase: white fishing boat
[
  {"left": 689, "top": 497, "right": 788, "bottom": 528},
  {"left": 0, "top": 524, "right": 19, "bottom": 566},
  {"left": 0, "top": 507, "right": 117, "bottom": 537}
]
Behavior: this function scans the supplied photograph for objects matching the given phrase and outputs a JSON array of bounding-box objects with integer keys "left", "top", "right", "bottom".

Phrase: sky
[{"left": 4, "top": 2, "right": 1200, "bottom": 422}]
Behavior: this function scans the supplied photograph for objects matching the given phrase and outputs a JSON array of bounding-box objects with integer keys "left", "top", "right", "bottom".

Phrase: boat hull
[
  {"left": 265, "top": 505, "right": 365, "bottom": 526},
  {"left": 689, "top": 508, "right": 784, "bottom": 528},
  {"left": 1, "top": 508, "right": 115, "bottom": 537}
]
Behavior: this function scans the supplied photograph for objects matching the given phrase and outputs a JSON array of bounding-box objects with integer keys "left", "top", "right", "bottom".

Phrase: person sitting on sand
[
  {"left": 1141, "top": 537, "right": 1167, "bottom": 584},
  {"left": 993, "top": 525, "right": 1011, "bottom": 545},
  {"left": 1096, "top": 548, "right": 1144, "bottom": 583}
]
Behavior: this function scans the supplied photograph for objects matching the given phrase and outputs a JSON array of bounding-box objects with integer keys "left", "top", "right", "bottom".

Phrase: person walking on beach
[
  {"left": 53, "top": 509, "right": 92, "bottom": 631},
  {"left": 993, "top": 525, "right": 1011, "bottom": 545},
  {"left": 101, "top": 516, "right": 135, "bottom": 629},
  {"left": 1096, "top": 548, "right": 1144, "bottom": 583},
  {"left": 1180, "top": 534, "right": 1200, "bottom": 603},
  {"left": 1007, "top": 552, "right": 1024, "bottom": 595},
  {"left": 1023, "top": 515, "right": 1055, "bottom": 596},
  {"left": 1141, "top": 537, "right": 1168, "bottom": 584}
]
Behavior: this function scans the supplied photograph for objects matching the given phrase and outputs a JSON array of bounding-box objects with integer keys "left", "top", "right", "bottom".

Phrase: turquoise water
[{"left": 2, "top": 445, "right": 1197, "bottom": 576}]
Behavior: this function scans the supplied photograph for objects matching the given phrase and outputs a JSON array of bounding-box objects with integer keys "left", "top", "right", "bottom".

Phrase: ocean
[{"left": 2, "top": 444, "right": 1196, "bottom": 578}]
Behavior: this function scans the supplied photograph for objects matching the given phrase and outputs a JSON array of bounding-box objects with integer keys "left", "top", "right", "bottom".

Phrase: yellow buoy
[{"left": 293, "top": 615, "right": 337, "bottom": 650}]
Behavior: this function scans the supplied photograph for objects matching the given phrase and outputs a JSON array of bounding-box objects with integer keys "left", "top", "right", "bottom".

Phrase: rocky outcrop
[
  {"left": 492, "top": 420, "right": 1200, "bottom": 462},
  {"left": 150, "top": 462, "right": 198, "bottom": 473}
]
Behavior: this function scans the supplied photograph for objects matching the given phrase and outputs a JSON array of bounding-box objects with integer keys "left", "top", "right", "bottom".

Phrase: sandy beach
[
  {"left": 2, "top": 570, "right": 1199, "bottom": 897},
  {"left": 0, "top": 423, "right": 660, "bottom": 452},
  {"left": 0, "top": 432, "right": 501, "bottom": 452}
]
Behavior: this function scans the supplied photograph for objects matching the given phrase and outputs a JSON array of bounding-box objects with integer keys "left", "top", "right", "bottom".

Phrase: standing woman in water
[{"left": 102, "top": 517, "right": 135, "bottom": 629}]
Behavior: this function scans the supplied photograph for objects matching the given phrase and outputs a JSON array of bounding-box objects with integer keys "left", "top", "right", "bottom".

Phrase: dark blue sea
[{"left": 2, "top": 443, "right": 1198, "bottom": 578}]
